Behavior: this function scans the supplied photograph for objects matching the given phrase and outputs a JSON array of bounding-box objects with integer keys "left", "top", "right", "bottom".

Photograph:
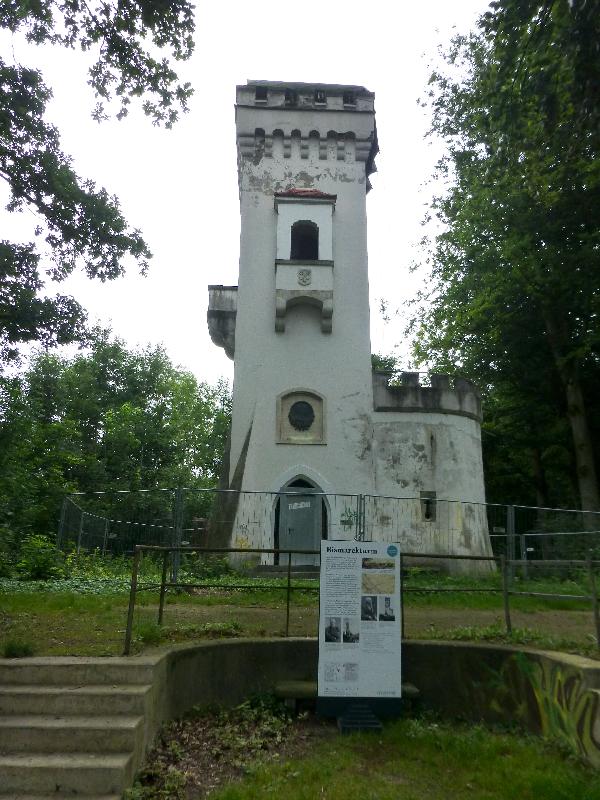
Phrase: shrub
[
  {"left": 0, "top": 524, "right": 16, "bottom": 578},
  {"left": 181, "top": 553, "right": 234, "bottom": 580},
  {"left": 15, "top": 535, "right": 66, "bottom": 580},
  {"left": 136, "top": 622, "right": 164, "bottom": 646},
  {"left": 2, "top": 638, "right": 35, "bottom": 658}
]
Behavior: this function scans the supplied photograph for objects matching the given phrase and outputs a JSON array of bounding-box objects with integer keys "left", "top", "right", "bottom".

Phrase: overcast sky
[{"left": 2, "top": 0, "right": 491, "bottom": 386}]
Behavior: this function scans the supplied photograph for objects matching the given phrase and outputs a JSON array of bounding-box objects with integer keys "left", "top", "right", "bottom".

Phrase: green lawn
[{"left": 211, "top": 718, "right": 600, "bottom": 800}]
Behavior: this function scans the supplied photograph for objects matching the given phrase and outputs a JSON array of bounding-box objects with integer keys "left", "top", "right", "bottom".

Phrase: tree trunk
[
  {"left": 544, "top": 310, "right": 600, "bottom": 512},
  {"left": 531, "top": 445, "right": 549, "bottom": 508}
]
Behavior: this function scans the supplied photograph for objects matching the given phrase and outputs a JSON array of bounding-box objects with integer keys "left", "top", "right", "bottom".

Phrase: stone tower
[{"left": 208, "top": 81, "right": 491, "bottom": 570}]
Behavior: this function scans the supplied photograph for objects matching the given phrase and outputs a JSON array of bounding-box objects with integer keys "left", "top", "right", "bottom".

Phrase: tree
[
  {"left": 0, "top": 332, "right": 231, "bottom": 540},
  {"left": 413, "top": 0, "right": 600, "bottom": 510},
  {"left": 0, "top": 1, "right": 195, "bottom": 365}
]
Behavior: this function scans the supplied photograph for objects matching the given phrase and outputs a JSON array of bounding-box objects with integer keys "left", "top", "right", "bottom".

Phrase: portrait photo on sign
[
  {"left": 342, "top": 617, "right": 360, "bottom": 643},
  {"left": 362, "top": 571, "right": 396, "bottom": 595},
  {"left": 361, "top": 595, "right": 378, "bottom": 621},
  {"left": 324, "top": 616, "right": 341, "bottom": 642},
  {"left": 379, "top": 596, "right": 396, "bottom": 621}
]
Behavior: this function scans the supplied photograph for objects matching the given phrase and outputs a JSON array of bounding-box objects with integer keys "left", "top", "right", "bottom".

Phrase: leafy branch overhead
[
  {"left": 2, "top": 0, "right": 195, "bottom": 125},
  {"left": 0, "top": 1, "right": 196, "bottom": 365}
]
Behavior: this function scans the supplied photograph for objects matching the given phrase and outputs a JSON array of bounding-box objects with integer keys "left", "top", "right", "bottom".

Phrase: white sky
[{"left": 1, "top": 0, "right": 490, "bottom": 387}]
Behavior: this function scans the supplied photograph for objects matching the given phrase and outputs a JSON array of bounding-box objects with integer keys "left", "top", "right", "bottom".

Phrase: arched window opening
[{"left": 291, "top": 220, "right": 319, "bottom": 260}]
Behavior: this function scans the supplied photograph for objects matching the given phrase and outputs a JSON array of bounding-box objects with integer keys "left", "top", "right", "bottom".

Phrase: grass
[
  {"left": 425, "top": 622, "right": 600, "bottom": 659},
  {"left": 210, "top": 717, "right": 600, "bottom": 800},
  {"left": 1, "top": 565, "right": 599, "bottom": 657}
]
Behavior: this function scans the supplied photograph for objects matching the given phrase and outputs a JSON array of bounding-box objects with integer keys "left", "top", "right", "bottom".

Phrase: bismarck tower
[{"left": 208, "top": 81, "right": 491, "bottom": 571}]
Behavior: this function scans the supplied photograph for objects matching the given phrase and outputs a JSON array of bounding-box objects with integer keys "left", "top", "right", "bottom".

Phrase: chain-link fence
[{"left": 57, "top": 488, "right": 600, "bottom": 568}]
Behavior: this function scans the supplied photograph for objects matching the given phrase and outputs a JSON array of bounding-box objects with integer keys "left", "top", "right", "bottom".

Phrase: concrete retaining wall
[{"left": 149, "top": 639, "right": 600, "bottom": 768}]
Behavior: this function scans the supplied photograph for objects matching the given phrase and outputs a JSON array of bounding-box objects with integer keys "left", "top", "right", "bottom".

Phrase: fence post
[
  {"left": 501, "top": 555, "right": 512, "bottom": 635},
  {"left": 358, "top": 494, "right": 366, "bottom": 541},
  {"left": 285, "top": 551, "right": 292, "bottom": 637},
  {"left": 587, "top": 554, "right": 600, "bottom": 650},
  {"left": 520, "top": 533, "right": 528, "bottom": 580},
  {"left": 506, "top": 505, "right": 516, "bottom": 580},
  {"left": 102, "top": 519, "right": 109, "bottom": 556},
  {"left": 76, "top": 511, "right": 86, "bottom": 555},
  {"left": 124, "top": 547, "right": 141, "bottom": 656},
  {"left": 171, "top": 488, "right": 184, "bottom": 583},
  {"left": 158, "top": 549, "right": 170, "bottom": 626},
  {"left": 57, "top": 497, "right": 68, "bottom": 549}
]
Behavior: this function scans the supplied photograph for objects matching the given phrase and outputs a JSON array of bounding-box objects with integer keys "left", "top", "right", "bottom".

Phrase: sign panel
[{"left": 318, "top": 540, "right": 402, "bottom": 699}]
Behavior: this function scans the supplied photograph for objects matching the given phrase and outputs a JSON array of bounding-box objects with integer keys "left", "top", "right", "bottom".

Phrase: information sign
[{"left": 317, "top": 540, "right": 402, "bottom": 699}]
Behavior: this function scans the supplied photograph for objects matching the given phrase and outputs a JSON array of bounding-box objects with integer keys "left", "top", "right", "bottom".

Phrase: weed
[
  {"left": 2, "top": 638, "right": 35, "bottom": 658},
  {"left": 135, "top": 622, "right": 163, "bottom": 646},
  {"left": 125, "top": 765, "right": 186, "bottom": 800}
]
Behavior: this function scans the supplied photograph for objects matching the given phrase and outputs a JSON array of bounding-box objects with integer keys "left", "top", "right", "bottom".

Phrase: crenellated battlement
[
  {"left": 235, "top": 81, "right": 378, "bottom": 182},
  {"left": 372, "top": 370, "right": 482, "bottom": 422},
  {"left": 237, "top": 128, "right": 375, "bottom": 167}
]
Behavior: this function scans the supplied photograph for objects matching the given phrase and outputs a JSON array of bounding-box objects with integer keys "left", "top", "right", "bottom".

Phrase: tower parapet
[{"left": 372, "top": 371, "right": 482, "bottom": 422}]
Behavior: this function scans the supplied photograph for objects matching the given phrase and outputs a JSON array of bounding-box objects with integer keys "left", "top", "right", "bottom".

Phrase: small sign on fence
[{"left": 317, "top": 540, "right": 402, "bottom": 701}]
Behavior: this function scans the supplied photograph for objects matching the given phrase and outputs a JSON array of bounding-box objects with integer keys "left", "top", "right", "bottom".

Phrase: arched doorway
[{"left": 274, "top": 477, "right": 327, "bottom": 565}]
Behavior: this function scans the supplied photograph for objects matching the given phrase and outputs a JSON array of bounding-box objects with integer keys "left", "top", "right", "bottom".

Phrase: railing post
[
  {"left": 285, "top": 551, "right": 292, "bottom": 637},
  {"left": 506, "top": 505, "right": 516, "bottom": 581},
  {"left": 587, "top": 554, "right": 600, "bottom": 650},
  {"left": 158, "top": 549, "right": 170, "bottom": 626},
  {"left": 124, "top": 547, "right": 142, "bottom": 655},
  {"left": 501, "top": 555, "right": 512, "bottom": 635}
]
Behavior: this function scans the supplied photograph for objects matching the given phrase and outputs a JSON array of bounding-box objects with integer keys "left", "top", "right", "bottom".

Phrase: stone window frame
[{"left": 276, "top": 389, "right": 326, "bottom": 445}]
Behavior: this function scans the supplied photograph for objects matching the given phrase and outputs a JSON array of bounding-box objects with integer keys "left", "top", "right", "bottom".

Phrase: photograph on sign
[{"left": 317, "top": 541, "right": 402, "bottom": 699}]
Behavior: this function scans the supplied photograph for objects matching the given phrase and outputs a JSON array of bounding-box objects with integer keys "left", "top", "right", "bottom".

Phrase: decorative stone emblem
[{"left": 297, "top": 268, "right": 312, "bottom": 286}]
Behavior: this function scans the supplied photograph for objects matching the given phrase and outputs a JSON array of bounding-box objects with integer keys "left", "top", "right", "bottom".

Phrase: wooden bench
[{"left": 274, "top": 680, "right": 420, "bottom": 712}]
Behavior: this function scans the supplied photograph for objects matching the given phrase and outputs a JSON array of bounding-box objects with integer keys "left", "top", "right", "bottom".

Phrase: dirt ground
[{"left": 133, "top": 704, "right": 337, "bottom": 799}]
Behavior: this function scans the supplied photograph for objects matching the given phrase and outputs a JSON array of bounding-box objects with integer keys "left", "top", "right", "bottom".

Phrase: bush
[
  {"left": 15, "top": 535, "right": 66, "bottom": 580},
  {"left": 0, "top": 524, "right": 16, "bottom": 577},
  {"left": 181, "top": 553, "right": 234, "bottom": 580},
  {"left": 135, "top": 622, "right": 164, "bottom": 646},
  {"left": 2, "top": 638, "right": 35, "bottom": 658}
]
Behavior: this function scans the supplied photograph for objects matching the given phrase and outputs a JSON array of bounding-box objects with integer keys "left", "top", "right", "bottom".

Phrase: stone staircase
[{"left": 0, "top": 656, "right": 162, "bottom": 799}]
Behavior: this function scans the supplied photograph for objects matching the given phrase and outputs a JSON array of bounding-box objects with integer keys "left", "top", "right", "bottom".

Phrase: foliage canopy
[
  {"left": 0, "top": 0, "right": 195, "bottom": 365},
  {"left": 413, "top": 0, "right": 600, "bottom": 509}
]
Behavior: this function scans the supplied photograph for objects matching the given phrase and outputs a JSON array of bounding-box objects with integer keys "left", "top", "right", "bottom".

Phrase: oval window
[{"left": 288, "top": 400, "right": 315, "bottom": 431}]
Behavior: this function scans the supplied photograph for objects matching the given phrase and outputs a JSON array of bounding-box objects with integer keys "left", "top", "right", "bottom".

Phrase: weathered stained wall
[
  {"left": 229, "top": 83, "right": 377, "bottom": 498},
  {"left": 208, "top": 82, "right": 491, "bottom": 567}
]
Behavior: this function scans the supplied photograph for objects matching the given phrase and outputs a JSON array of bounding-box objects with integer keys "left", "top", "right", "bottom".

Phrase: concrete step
[
  {"left": 0, "top": 715, "right": 143, "bottom": 754},
  {"left": 0, "top": 657, "right": 158, "bottom": 687},
  {"left": 0, "top": 752, "right": 133, "bottom": 795},
  {"left": 0, "top": 685, "right": 152, "bottom": 716}
]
